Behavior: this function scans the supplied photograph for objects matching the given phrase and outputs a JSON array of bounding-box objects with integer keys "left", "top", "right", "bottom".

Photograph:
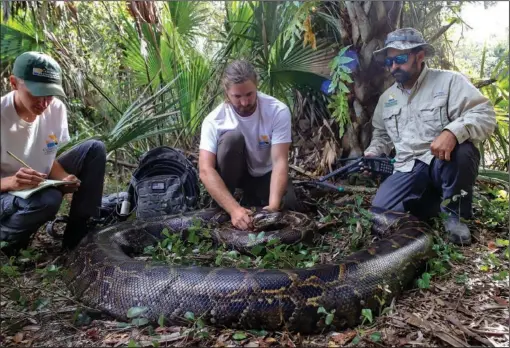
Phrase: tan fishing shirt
[{"left": 365, "top": 64, "right": 497, "bottom": 172}]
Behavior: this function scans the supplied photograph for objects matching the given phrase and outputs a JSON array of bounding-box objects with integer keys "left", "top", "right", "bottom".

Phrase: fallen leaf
[
  {"left": 22, "top": 325, "right": 40, "bottom": 332},
  {"left": 331, "top": 330, "right": 357, "bottom": 345},
  {"left": 13, "top": 332, "right": 23, "bottom": 343},
  {"left": 493, "top": 296, "right": 509, "bottom": 306},
  {"left": 398, "top": 337, "right": 409, "bottom": 346},
  {"left": 244, "top": 341, "right": 259, "bottom": 347},
  {"left": 488, "top": 241, "right": 498, "bottom": 250},
  {"left": 435, "top": 298, "right": 445, "bottom": 306},
  {"left": 264, "top": 337, "right": 278, "bottom": 344},
  {"left": 86, "top": 328, "right": 100, "bottom": 341}
]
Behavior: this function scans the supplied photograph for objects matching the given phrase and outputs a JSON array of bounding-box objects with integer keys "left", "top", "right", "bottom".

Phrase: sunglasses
[{"left": 384, "top": 53, "right": 411, "bottom": 67}]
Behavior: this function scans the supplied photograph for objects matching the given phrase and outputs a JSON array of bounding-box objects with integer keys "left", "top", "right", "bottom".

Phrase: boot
[
  {"left": 61, "top": 217, "right": 90, "bottom": 251},
  {"left": 443, "top": 215, "right": 472, "bottom": 246}
]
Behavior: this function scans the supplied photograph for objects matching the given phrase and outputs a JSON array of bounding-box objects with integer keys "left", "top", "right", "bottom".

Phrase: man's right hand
[
  {"left": 362, "top": 152, "right": 377, "bottom": 176},
  {"left": 3, "top": 167, "right": 47, "bottom": 191},
  {"left": 230, "top": 207, "right": 253, "bottom": 230}
]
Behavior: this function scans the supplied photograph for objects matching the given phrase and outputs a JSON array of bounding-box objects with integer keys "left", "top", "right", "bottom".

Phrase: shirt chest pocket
[
  {"left": 418, "top": 97, "right": 449, "bottom": 138},
  {"left": 382, "top": 106, "right": 403, "bottom": 141}
]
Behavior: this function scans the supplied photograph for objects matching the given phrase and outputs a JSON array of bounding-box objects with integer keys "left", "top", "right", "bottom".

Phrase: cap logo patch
[{"left": 32, "top": 67, "right": 59, "bottom": 79}]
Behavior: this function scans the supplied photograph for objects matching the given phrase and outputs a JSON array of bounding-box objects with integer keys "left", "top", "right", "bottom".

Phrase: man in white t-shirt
[
  {"left": 0, "top": 52, "right": 107, "bottom": 255},
  {"left": 199, "top": 60, "right": 300, "bottom": 230}
]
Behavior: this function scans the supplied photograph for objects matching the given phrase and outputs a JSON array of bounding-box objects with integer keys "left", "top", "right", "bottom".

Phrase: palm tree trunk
[{"left": 338, "top": 1, "right": 403, "bottom": 158}]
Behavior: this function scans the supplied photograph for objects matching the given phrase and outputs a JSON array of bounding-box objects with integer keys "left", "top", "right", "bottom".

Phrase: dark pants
[
  {"left": 0, "top": 140, "right": 106, "bottom": 250},
  {"left": 216, "top": 129, "right": 300, "bottom": 211},
  {"left": 371, "top": 142, "right": 480, "bottom": 221}
]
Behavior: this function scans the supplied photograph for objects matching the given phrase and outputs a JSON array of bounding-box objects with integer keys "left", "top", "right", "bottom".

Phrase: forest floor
[{"left": 1, "top": 162, "right": 508, "bottom": 348}]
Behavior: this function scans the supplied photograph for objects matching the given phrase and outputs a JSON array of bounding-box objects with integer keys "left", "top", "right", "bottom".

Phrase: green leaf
[
  {"left": 9, "top": 288, "right": 20, "bottom": 302},
  {"left": 256, "top": 231, "right": 266, "bottom": 240},
  {"left": 417, "top": 272, "right": 431, "bottom": 289},
  {"left": 248, "top": 233, "right": 256, "bottom": 242},
  {"left": 131, "top": 318, "right": 149, "bottom": 326},
  {"left": 339, "top": 64, "right": 352, "bottom": 73},
  {"left": 158, "top": 314, "right": 165, "bottom": 327},
  {"left": 128, "top": 338, "right": 139, "bottom": 348},
  {"left": 325, "top": 313, "right": 334, "bottom": 325},
  {"left": 370, "top": 332, "right": 382, "bottom": 342},
  {"left": 317, "top": 306, "right": 328, "bottom": 315},
  {"left": 33, "top": 298, "right": 50, "bottom": 311},
  {"left": 361, "top": 308, "right": 373, "bottom": 323},
  {"left": 184, "top": 311, "right": 195, "bottom": 321},
  {"left": 338, "top": 81, "right": 350, "bottom": 94},
  {"left": 248, "top": 329, "right": 268, "bottom": 337},
  {"left": 232, "top": 332, "right": 247, "bottom": 340},
  {"left": 127, "top": 306, "right": 149, "bottom": 318},
  {"left": 266, "top": 238, "right": 280, "bottom": 246},
  {"left": 441, "top": 198, "right": 451, "bottom": 207},
  {"left": 196, "top": 318, "right": 205, "bottom": 329},
  {"left": 496, "top": 239, "right": 509, "bottom": 247},
  {"left": 336, "top": 56, "right": 354, "bottom": 64},
  {"left": 480, "top": 264, "right": 490, "bottom": 272},
  {"left": 117, "top": 322, "right": 132, "bottom": 328},
  {"left": 352, "top": 335, "right": 361, "bottom": 345},
  {"left": 339, "top": 71, "right": 353, "bottom": 83},
  {"left": 251, "top": 245, "right": 264, "bottom": 256}
]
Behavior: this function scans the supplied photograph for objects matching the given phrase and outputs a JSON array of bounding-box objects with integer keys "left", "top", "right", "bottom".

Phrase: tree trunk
[{"left": 338, "top": 1, "right": 403, "bottom": 158}]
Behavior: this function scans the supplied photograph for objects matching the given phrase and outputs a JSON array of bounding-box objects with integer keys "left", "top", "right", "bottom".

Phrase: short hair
[{"left": 222, "top": 60, "right": 258, "bottom": 91}]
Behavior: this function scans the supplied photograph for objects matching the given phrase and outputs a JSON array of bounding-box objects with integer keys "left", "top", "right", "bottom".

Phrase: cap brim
[
  {"left": 24, "top": 80, "right": 66, "bottom": 98},
  {"left": 373, "top": 42, "right": 435, "bottom": 62}
]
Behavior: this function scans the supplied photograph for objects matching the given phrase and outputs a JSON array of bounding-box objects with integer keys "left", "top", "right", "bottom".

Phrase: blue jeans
[
  {"left": 371, "top": 142, "right": 480, "bottom": 220},
  {"left": 0, "top": 140, "right": 106, "bottom": 249}
]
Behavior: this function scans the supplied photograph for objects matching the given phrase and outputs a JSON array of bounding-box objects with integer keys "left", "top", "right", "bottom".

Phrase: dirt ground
[{"left": 1, "top": 181, "right": 508, "bottom": 348}]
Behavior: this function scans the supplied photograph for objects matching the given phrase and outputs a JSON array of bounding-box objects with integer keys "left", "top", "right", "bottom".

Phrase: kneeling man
[
  {"left": 365, "top": 28, "right": 496, "bottom": 245},
  {"left": 199, "top": 60, "right": 299, "bottom": 230}
]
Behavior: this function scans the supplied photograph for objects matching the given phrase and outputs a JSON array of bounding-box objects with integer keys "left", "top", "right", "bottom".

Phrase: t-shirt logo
[
  {"left": 43, "top": 134, "right": 59, "bottom": 155},
  {"left": 258, "top": 135, "right": 271, "bottom": 149},
  {"left": 384, "top": 94, "right": 398, "bottom": 107}
]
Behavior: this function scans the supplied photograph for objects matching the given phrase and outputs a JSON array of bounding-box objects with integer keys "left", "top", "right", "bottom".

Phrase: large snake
[{"left": 62, "top": 207, "right": 435, "bottom": 333}]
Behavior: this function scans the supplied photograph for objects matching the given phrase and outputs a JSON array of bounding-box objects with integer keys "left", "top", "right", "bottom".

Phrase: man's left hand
[
  {"left": 430, "top": 130, "right": 457, "bottom": 161},
  {"left": 60, "top": 174, "right": 81, "bottom": 193}
]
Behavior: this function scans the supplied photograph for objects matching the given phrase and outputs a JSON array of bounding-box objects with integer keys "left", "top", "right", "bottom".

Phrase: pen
[{"left": 6, "top": 151, "right": 34, "bottom": 170}]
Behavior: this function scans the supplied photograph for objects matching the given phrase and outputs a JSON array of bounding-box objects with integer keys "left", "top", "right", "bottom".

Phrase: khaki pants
[{"left": 215, "top": 129, "right": 301, "bottom": 211}]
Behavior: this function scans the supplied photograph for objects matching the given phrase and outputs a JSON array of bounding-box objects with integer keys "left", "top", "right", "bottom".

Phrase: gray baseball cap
[
  {"left": 373, "top": 28, "right": 435, "bottom": 62},
  {"left": 12, "top": 51, "right": 66, "bottom": 98}
]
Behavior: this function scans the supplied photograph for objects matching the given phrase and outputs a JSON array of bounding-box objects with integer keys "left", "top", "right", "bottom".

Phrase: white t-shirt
[
  {"left": 199, "top": 92, "right": 292, "bottom": 177},
  {"left": 1, "top": 91, "right": 70, "bottom": 178}
]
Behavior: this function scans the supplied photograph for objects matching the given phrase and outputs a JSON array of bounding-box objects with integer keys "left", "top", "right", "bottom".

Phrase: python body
[{"left": 62, "top": 207, "right": 435, "bottom": 333}]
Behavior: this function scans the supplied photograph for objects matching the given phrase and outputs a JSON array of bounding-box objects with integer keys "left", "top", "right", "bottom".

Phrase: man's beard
[
  {"left": 233, "top": 103, "right": 257, "bottom": 116},
  {"left": 391, "top": 61, "right": 418, "bottom": 84},
  {"left": 391, "top": 69, "right": 412, "bottom": 83}
]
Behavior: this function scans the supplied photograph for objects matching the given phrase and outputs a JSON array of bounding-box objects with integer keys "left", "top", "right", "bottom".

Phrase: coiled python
[{"left": 62, "top": 207, "right": 435, "bottom": 333}]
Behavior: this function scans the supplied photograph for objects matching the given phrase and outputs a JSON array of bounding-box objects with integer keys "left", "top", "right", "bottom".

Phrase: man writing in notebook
[
  {"left": 198, "top": 60, "right": 299, "bottom": 231},
  {"left": 1, "top": 51, "right": 107, "bottom": 255}
]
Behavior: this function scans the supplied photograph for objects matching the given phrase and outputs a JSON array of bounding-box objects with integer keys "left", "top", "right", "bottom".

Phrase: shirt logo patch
[
  {"left": 434, "top": 91, "right": 447, "bottom": 98},
  {"left": 384, "top": 94, "right": 398, "bottom": 107},
  {"left": 258, "top": 135, "right": 271, "bottom": 149},
  {"left": 43, "top": 134, "right": 59, "bottom": 155}
]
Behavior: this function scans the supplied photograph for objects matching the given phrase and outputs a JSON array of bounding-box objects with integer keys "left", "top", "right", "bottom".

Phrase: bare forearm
[
  {"left": 200, "top": 168, "right": 241, "bottom": 214},
  {"left": 268, "top": 160, "right": 288, "bottom": 209},
  {"left": 48, "top": 160, "right": 69, "bottom": 180}
]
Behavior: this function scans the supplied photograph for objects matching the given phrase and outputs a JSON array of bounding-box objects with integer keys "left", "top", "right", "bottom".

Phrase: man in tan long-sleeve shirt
[{"left": 365, "top": 28, "right": 496, "bottom": 245}]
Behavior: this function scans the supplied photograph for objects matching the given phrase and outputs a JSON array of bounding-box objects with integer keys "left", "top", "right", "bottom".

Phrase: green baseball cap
[{"left": 12, "top": 51, "right": 66, "bottom": 98}]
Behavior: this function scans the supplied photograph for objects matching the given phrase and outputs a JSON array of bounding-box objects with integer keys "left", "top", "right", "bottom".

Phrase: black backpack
[
  {"left": 46, "top": 146, "right": 201, "bottom": 237},
  {"left": 124, "top": 146, "right": 200, "bottom": 219}
]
